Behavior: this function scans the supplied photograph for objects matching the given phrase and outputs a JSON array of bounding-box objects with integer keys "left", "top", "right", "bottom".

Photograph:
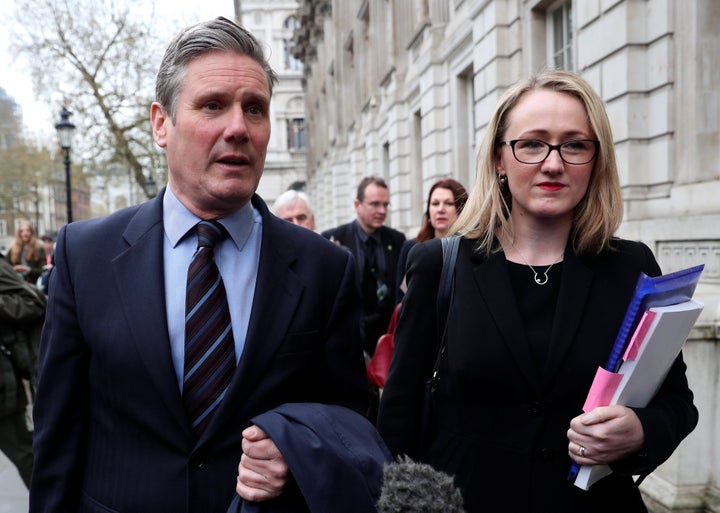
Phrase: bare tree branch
[{"left": 10, "top": 0, "right": 171, "bottom": 198}]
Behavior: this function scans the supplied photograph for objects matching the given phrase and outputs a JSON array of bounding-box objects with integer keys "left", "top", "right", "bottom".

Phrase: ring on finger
[{"left": 578, "top": 445, "right": 586, "bottom": 457}]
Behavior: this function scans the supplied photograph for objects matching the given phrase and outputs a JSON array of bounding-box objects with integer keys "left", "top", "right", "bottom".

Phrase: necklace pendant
[
  {"left": 534, "top": 272, "right": 549, "bottom": 285},
  {"left": 509, "top": 241, "right": 560, "bottom": 286}
]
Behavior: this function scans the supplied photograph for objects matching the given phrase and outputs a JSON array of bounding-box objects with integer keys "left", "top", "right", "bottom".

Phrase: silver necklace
[{"left": 511, "top": 243, "right": 563, "bottom": 286}]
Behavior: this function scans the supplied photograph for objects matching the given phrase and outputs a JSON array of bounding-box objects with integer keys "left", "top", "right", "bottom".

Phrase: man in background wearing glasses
[{"left": 322, "top": 176, "right": 405, "bottom": 420}]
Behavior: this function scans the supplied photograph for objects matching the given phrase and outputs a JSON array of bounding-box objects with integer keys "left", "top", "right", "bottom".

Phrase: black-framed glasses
[{"left": 501, "top": 139, "right": 599, "bottom": 165}]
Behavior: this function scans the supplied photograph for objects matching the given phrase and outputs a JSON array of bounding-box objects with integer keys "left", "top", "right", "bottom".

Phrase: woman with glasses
[{"left": 377, "top": 70, "right": 697, "bottom": 512}]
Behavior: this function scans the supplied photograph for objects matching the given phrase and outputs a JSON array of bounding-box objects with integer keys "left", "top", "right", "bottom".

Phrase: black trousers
[{"left": 0, "top": 408, "right": 33, "bottom": 488}]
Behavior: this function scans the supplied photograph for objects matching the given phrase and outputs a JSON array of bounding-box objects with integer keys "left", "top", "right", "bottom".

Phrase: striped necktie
[{"left": 183, "top": 220, "right": 236, "bottom": 436}]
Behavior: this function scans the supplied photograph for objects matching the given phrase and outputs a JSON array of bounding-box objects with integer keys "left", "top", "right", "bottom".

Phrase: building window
[
  {"left": 456, "top": 66, "right": 475, "bottom": 190},
  {"left": 548, "top": 1, "right": 573, "bottom": 70},
  {"left": 282, "top": 16, "right": 303, "bottom": 71},
  {"left": 284, "top": 15, "right": 300, "bottom": 31},
  {"left": 287, "top": 118, "right": 306, "bottom": 151},
  {"left": 284, "top": 39, "right": 303, "bottom": 71}
]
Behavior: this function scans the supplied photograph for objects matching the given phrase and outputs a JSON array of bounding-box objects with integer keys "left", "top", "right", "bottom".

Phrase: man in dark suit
[
  {"left": 321, "top": 176, "right": 406, "bottom": 359},
  {"left": 30, "top": 17, "right": 367, "bottom": 513}
]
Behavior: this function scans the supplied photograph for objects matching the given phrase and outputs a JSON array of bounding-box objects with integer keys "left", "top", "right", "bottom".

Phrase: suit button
[
  {"left": 530, "top": 401, "right": 543, "bottom": 415},
  {"left": 190, "top": 457, "right": 204, "bottom": 468}
]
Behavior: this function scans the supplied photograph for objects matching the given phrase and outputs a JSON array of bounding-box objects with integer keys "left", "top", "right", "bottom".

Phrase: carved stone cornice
[{"left": 291, "top": 0, "right": 332, "bottom": 65}]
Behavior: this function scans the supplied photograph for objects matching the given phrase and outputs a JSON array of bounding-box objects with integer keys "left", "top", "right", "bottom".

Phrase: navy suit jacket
[
  {"left": 30, "top": 191, "right": 368, "bottom": 513},
  {"left": 228, "top": 403, "right": 392, "bottom": 513},
  {"left": 321, "top": 222, "right": 405, "bottom": 354}
]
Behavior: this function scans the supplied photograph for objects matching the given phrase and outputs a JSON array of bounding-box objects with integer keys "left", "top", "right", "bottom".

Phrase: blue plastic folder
[
  {"left": 603, "top": 264, "right": 704, "bottom": 374},
  {"left": 568, "top": 263, "right": 705, "bottom": 483}
]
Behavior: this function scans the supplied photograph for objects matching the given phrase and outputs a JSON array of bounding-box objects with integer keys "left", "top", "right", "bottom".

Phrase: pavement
[{"left": 0, "top": 450, "right": 29, "bottom": 513}]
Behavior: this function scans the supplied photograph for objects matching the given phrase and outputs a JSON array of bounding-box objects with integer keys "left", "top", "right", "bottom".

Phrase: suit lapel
[
  {"left": 474, "top": 246, "right": 595, "bottom": 393},
  {"left": 542, "top": 247, "right": 594, "bottom": 388},
  {"left": 337, "top": 223, "right": 361, "bottom": 287},
  {"left": 210, "top": 199, "right": 304, "bottom": 432},
  {"left": 473, "top": 252, "right": 542, "bottom": 393},
  {"left": 334, "top": 223, "right": 357, "bottom": 254},
  {"left": 112, "top": 194, "right": 191, "bottom": 434},
  {"left": 378, "top": 226, "right": 399, "bottom": 255}
]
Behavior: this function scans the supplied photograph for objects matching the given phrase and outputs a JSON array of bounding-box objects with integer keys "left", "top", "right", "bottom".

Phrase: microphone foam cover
[{"left": 376, "top": 455, "right": 465, "bottom": 513}]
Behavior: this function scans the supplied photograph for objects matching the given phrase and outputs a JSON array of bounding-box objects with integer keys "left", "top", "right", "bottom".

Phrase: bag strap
[
  {"left": 437, "top": 236, "right": 460, "bottom": 332},
  {"left": 430, "top": 236, "right": 460, "bottom": 383}
]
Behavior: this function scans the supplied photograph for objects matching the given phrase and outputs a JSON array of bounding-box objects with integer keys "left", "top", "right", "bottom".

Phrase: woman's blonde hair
[
  {"left": 9, "top": 220, "right": 43, "bottom": 263},
  {"left": 452, "top": 69, "right": 623, "bottom": 256}
]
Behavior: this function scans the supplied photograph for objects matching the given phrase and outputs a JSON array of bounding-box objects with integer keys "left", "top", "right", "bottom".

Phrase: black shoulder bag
[{"left": 419, "top": 235, "right": 460, "bottom": 449}]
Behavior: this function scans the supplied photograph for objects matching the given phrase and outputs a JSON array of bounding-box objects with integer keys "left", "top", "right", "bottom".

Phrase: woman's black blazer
[{"left": 377, "top": 236, "right": 698, "bottom": 513}]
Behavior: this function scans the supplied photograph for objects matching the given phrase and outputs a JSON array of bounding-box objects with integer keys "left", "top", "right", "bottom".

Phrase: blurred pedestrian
[
  {"left": 39, "top": 234, "right": 54, "bottom": 268},
  {"left": 272, "top": 189, "right": 316, "bottom": 231},
  {"left": 322, "top": 176, "right": 405, "bottom": 422},
  {"left": 6, "top": 221, "right": 45, "bottom": 285},
  {"left": 395, "top": 178, "right": 467, "bottom": 302},
  {"left": 322, "top": 176, "right": 405, "bottom": 359},
  {"left": 36, "top": 234, "right": 55, "bottom": 295},
  {"left": 0, "top": 253, "right": 46, "bottom": 488}
]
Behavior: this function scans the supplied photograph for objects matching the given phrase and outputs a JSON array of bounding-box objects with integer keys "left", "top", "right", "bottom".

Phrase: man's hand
[
  {"left": 567, "top": 405, "right": 644, "bottom": 465},
  {"left": 236, "top": 426, "right": 288, "bottom": 502}
]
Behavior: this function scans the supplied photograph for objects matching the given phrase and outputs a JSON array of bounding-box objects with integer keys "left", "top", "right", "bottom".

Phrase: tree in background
[
  {"left": 8, "top": 0, "right": 172, "bottom": 198},
  {"left": 0, "top": 87, "right": 56, "bottom": 239},
  {"left": 0, "top": 142, "right": 55, "bottom": 227}
]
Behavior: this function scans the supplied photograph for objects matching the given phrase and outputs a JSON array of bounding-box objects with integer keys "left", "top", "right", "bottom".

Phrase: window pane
[
  {"left": 551, "top": 2, "right": 574, "bottom": 70},
  {"left": 287, "top": 118, "right": 306, "bottom": 151}
]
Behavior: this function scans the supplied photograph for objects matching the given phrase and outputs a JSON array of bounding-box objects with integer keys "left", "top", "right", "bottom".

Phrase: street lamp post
[{"left": 55, "top": 107, "right": 76, "bottom": 224}]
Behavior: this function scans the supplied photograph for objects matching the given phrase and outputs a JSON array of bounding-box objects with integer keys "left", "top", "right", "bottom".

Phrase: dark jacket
[
  {"left": 378, "top": 237, "right": 698, "bottom": 513},
  {"left": 6, "top": 246, "right": 46, "bottom": 285},
  {"left": 0, "top": 254, "right": 46, "bottom": 417},
  {"left": 322, "top": 221, "right": 405, "bottom": 354},
  {"left": 30, "top": 191, "right": 369, "bottom": 513},
  {"left": 395, "top": 239, "right": 417, "bottom": 303},
  {"left": 228, "top": 403, "right": 392, "bottom": 513}
]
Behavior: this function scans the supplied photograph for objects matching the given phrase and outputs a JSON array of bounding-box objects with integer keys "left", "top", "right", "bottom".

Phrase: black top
[{"left": 506, "top": 259, "right": 562, "bottom": 377}]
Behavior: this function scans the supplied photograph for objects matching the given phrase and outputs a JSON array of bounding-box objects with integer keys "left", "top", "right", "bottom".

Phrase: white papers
[{"left": 574, "top": 299, "right": 703, "bottom": 490}]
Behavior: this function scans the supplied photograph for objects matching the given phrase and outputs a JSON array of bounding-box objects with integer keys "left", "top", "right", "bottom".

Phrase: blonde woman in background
[{"left": 7, "top": 221, "right": 46, "bottom": 285}]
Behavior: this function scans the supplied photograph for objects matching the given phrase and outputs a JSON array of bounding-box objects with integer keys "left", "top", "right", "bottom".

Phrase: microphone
[{"left": 376, "top": 455, "right": 466, "bottom": 513}]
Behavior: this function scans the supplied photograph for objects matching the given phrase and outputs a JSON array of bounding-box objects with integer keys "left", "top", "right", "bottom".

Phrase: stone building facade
[
  {"left": 292, "top": 0, "right": 720, "bottom": 511},
  {"left": 237, "top": 0, "right": 307, "bottom": 205}
]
